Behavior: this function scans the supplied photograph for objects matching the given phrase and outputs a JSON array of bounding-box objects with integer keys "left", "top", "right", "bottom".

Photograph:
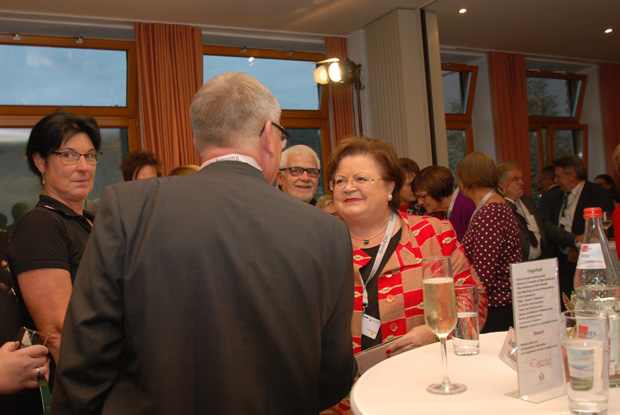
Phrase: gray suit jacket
[
  {"left": 508, "top": 194, "right": 577, "bottom": 260},
  {"left": 52, "top": 161, "right": 357, "bottom": 415}
]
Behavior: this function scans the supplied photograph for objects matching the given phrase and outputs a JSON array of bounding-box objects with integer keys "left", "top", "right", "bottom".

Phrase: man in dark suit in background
[
  {"left": 539, "top": 156, "right": 614, "bottom": 297},
  {"left": 52, "top": 72, "right": 357, "bottom": 415},
  {"left": 498, "top": 162, "right": 582, "bottom": 262}
]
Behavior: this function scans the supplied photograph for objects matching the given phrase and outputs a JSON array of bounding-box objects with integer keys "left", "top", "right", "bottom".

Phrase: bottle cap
[{"left": 583, "top": 207, "right": 602, "bottom": 218}]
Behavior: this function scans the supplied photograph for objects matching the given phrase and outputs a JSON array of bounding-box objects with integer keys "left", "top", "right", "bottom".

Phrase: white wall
[
  {"left": 579, "top": 65, "right": 607, "bottom": 180},
  {"left": 347, "top": 30, "right": 373, "bottom": 138},
  {"left": 469, "top": 55, "right": 497, "bottom": 161}
]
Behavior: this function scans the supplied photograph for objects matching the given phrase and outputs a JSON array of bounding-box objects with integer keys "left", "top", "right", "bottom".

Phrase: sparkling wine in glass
[
  {"left": 422, "top": 256, "right": 467, "bottom": 395},
  {"left": 602, "top": 211, "right": 613, "bottom": 231}
]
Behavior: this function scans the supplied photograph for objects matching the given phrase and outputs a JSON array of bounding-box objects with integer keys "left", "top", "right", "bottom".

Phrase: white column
[{"left": 365, "top": 9, "right": 447, "bottom": 168}]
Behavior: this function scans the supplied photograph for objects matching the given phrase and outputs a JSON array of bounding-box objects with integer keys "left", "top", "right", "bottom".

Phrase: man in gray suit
[
  {"left": 498, "top": 162, "right": 581, "bottom": 262},
  {"left": 52, "top": 72, "right": 357, "bottom": 415}
]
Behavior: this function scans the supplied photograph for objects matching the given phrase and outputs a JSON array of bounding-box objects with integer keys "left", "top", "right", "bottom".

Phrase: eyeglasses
[
  {"left": 260, "top": 122, "right": 290, "bottom": 149},
  {"left": 50, "top": 151, "right": 102, "bottom": 165},
  {"left": 329, "top": 176, "right": 384, "bottom": 191},
  {"left": 279, "top": 167, "right": 321, "bottom": 178},
  {"left": 416, "top": 193, "right": 429, "bottom": 201}
]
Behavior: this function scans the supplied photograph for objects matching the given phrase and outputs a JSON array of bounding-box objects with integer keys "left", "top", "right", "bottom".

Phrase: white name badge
[{"left": 362, "top": 314, "right": 381, "bottom": 339}]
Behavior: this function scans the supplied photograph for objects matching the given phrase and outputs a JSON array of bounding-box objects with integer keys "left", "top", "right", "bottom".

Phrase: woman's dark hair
[
  {"left": 412, "top": 166, "right": 455, "bottom": 201},
  {"left": 326, "top": 137, "right": 403, "bottom": 211},
  {"left": 26, "top": 109, "right": 101, "bottom": 181},
  {"left": 120, "top": 150, "right": 163, "bottom": 181},
  {"left": 595, "top": 174, "right": 620, "bottom": 202}
]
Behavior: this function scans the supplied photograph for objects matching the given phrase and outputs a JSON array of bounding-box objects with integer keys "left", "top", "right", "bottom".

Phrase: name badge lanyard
[
  {"left": 202, "top": 154, "right": 263, "bottom": 171},
  {"left": 447, "top": 187, "right": 459, "bottom": 220},
  {"left": 472, "top": 189, "right": 496, "bottom": 218},
  {"left": 361, "top": 211, "right": 398, "bottom": 311}
]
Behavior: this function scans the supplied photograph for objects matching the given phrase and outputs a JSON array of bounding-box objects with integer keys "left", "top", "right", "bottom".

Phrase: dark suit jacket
[
  {"left": 539, "top": 181, "right": 615, "bottom": 237},
  {"left": 539, "top": 181, "right": 615, "bottom": 295},
  {"left": 508, "top": 194, "right": 577, "bottom": 260},
  {"left": 52, "top": 161, "right": 357, "bottom": 415}
]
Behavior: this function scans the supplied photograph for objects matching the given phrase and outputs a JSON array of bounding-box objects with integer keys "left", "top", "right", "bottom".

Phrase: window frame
[
  {"left": 203, "top": 45, "right": 332, "bottom": 192},
  {"left": 442, "top": 62, "right": 478, "bottom": 157},
  {"left": 529, "top": 123, "right": 589, "bottom": 172},
  {"left": 0, "top": 33, "right": 138, "bottom": 117},
  {"left": 526, "top": 70, "right": 588, "bottom": 124},
  {"left": 0, "top": 33, "right": 141, "bottom": 152}
]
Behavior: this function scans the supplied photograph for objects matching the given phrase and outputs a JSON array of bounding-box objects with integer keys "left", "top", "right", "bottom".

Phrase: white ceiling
[{"left": 0, "top": 0, "right": 619, "bottom": 63}]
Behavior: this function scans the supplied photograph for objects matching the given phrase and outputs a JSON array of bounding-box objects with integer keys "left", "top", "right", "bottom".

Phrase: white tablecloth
[{"left": 351, "top": 331, "right": 620, "bottom": 415}]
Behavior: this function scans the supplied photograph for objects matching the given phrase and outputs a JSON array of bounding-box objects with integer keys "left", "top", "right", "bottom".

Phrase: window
[
  {"left": 527, "top": 70, "right": 588, "bottom": 199},
  {"left": 0, "top": 44, "right": 128, "bottom": 107},
  {"left": 204, "top": 55, "right": 320, "bottom": 110},
  {"left": 0, "top": 34, "right": 140, "bottom": 222},
  {"left": 527, "top": 72, "right": 586, "bottom": 119},
  {"left": 442, "top": 63, "right": 478, "bottom": 174},
  {"left": 0, "top": 127, "right": 128, "bottom": 219},
  {"left": 203, "top": 46, "right": 330, "bottom": 197}
]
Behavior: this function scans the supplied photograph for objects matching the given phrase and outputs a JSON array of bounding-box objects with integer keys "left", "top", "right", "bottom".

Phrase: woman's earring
[{"left": 388, "top": 194, "right": 393, "bottom": 201}]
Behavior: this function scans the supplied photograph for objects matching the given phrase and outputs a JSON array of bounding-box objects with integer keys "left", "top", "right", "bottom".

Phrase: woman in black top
[{"left": 7, "top": 110, "right": 102, "bottom": 383}]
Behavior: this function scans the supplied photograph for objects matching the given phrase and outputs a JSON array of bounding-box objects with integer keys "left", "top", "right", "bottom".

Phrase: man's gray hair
[
  {"left": 279, "top": 145, "right": 321, "bottom": 170},
  {"left": 190, "top": 72, "right": 281, "bottom": 153},
  {"left": 497, "top": 161, "right": 521, "bottom": 182}
]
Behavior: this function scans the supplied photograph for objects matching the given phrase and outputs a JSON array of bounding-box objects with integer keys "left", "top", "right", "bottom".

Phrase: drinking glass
[
  {"left": 602, "top": 211, "right": 612, "bottom": 231},
  {"left": 452, "top": 284, "right": 479, "bottom": 356},
  {"left": 422, "top": 256, "right": 466, "bottom": 395},
  {"left": 561, "top": 311, "right": 609, "bottom": 415}
]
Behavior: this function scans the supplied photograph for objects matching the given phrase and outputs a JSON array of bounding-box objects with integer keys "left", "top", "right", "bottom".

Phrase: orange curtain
[
  {"left": 134, "top": 22, "right": 203, "bottom": 174},
  {"left": 488, "top": 52, "right": 532, "bottom": 193},
  {"left": 325, "top": 37, "right": 355, "bottom": 142},
  {"left": 602, "top": 63, "right": 620, "bottom": 184}
]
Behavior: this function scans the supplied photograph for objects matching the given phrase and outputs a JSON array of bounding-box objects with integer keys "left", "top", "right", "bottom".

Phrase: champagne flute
[
  {"left": 602, "top": 211, "right": 613, "bottom": 231},
  {"left": 422, "top": 256, "right": 467, "bottom": 395}
]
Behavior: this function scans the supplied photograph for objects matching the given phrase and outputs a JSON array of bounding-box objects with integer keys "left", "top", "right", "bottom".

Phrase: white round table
[{"left": 351, "top": 331, "right": 620, "bottom": 415}]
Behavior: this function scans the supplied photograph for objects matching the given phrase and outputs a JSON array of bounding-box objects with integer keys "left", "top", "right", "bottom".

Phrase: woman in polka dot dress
[{"left": 456, "top": 152, "right": 522, "bottom": 333}]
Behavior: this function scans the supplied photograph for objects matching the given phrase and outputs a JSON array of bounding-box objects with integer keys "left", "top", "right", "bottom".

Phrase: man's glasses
[
  {"left": 260, "top": 122, "right": 290, "bottom": 149},
  {"left": 280, "top": 167, "right": 321, "bottom": 178},
  {"left": 329, "top": 176, "right": 384, "bottom": 191},
  {"left": 50, "top": 151, "right": 103, "bottom": 165}
]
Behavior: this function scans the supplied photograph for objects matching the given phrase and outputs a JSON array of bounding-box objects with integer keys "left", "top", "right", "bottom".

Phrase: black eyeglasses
[
  {"left": 259, "top": 122, "right": 290, "bottom": 149},
  {"left": 50, "top": 151, "right": 103, "bottom": 165},
  {"left": 279, "top": 167, "right": 321, "bottom": 178}
]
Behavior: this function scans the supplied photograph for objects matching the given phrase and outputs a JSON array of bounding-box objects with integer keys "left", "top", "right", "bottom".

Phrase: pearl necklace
[{"left": 350, "top": 218, "right": 390, "bottom": 245}]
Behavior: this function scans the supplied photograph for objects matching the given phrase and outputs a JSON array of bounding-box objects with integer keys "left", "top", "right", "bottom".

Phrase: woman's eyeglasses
[
  {"left": 50, "top": 151, "right": 103, "bottom": 165},
  {"left": 329, "top": 176, "right": 384, "bottom": 191}
]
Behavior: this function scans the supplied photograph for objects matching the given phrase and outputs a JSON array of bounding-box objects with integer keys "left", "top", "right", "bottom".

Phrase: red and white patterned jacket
[{"left": 350, "top": 212, "right": 488, "bottom": 354}]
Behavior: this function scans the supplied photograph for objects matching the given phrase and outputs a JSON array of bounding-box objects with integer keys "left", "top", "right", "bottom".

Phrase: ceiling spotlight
[
  {"left": 248, "top": 57, "right": 254, "bottom": 63},
  {"left": 240, "top": 47, "right": 247, "bottom": 54},
  {"left": 458, "top": 8, "right": 468, "bottom": 14},
  {"left": 604, "top": 28, "right": 613, "bottom": 34},
  {"left": 13, "top": 33, "right": 21, "bottom": 41},
  {"left": 76, "top": 36, "right": 84, "bottom": 44},
  {"left": 286, "top": 50, "right": 293, "bottom": 56}
]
